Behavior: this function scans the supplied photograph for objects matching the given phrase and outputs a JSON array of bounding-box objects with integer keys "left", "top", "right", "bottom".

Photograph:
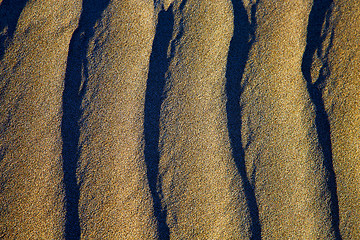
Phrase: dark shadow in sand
[
  {"left": 144, "top": 6, "right": 174, "bottom": 240},
  {"left": 226, "top": 1, "right": 261, "bottom": 239},
  {"left": 62, "top": 1, "right": 110, "bottom": 239},
  {"left": 0, "top": 0, "right": 27, "bottom": 104},
  {"left": 302, "top": 1, "right": 341, "bottom": 239},
  {"left": 0, "top": 0, "right": 28, "bottom": 60}
]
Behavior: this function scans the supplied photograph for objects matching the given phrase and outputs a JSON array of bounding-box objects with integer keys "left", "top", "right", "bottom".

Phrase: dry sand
[
  {"left": 0, "top": 1, "right": 81, "bottom": 238},
  {"left": 73, "top": 0, "right": 158, "bottom": 239},
  {"left": 240, "top": 1, "right": 336, "bottom": 239},
  {"left": 158, "top": 1, "right": 251, "bottom": 239},
  {"left": 0, "top": 0, "right": 359, "bottom": 239},
  {"left": 316, "top": 1, "right": 360, "bottom": 238}
]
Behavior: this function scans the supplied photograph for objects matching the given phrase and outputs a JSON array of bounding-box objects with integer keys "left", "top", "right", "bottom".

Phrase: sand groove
[{"left": 0, "top": 0, "right": 359, "bottom": 239}]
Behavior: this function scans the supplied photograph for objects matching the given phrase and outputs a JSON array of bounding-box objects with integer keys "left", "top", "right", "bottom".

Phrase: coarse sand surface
[{"left": 0, "top": 0, "right": 359, "bottom": 239}]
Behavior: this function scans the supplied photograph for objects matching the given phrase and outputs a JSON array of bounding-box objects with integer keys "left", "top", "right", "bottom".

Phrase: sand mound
[{"left": 1, "top": 0, "right": 359, "bottom": 239}]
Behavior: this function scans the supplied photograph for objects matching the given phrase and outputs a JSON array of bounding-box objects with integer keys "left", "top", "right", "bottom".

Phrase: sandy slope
[
  {"left": 239, "top": 1, "right": 336, "bottom": 238},
  {"left": 158, "top": 1, "right": 251, "bottom": 239},
  {"left": 317, "top": 1, "right": 360, "bottom": 238},
  {"left": 71, "top": 0, "right": 158, "bottom": 239},
  {"left": 0, "top": 0, "right": 359, "bottom": 239},
  {"left": 0, "top": 1, "right": 81, "bottom": 239}
]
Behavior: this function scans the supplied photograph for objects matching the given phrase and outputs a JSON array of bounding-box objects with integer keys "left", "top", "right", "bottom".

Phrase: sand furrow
[
  {"left": 0, "top": 1, "right": 359, "bottom": 239},
  {"left": 317, "top": 0, "right": 360, "bottom": 238},
  {"left": 158, "top": 1, "right": 252, "bottom": 239},
  {"left": 240, "top": 1, "right": 337, "bottom": 238},
  {"left": 71, "top": 1, "right": 159, "bottom": 239},
  {"left": 0, "top": 1, "right": 81, "bottom": 239}
]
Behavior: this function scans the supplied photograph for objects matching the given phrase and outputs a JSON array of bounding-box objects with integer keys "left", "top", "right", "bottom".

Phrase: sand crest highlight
[{"left": 0, "top": 0, "right": 358, "bottom": 239}]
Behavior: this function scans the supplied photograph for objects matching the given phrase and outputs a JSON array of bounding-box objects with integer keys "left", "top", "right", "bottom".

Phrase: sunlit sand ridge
[{"left": 0, "top": 0, "right": 358, "bottom": 239}]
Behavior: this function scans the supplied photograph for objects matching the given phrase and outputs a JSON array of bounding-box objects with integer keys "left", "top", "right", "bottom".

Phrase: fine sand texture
[
  {"left": 315, "top": 1, "right": 360, "bottom": 238},
  {"left": 0, "top": 0, "right": 359, "bottom": 239}
]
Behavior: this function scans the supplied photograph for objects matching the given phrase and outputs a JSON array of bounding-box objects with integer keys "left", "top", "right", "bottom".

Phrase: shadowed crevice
[
  {"left": 166, "top": 0, "right": 186, "bottom": 65},
  {"left": 61, "top": 1, "right": 110, "bottom": 239},
  {"left": 0, "top": 0, "right": 28, "bottom": 113},
  {"left": 144, "top": 6, "right": 174, "bottom": 240},
  {"left": 0, "top": 0, "right": 28, "bottom": 60},
  {"left": 226, "top": 1, "right": 261, "bottom": 239},
  {"left": 302, "top": 1, "right": 341, "bottom": 239}
]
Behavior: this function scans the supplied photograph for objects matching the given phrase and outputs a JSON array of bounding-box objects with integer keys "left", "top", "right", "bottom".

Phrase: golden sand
[{"left": 0, "top": 0, "right": 358, "bottom": 239}]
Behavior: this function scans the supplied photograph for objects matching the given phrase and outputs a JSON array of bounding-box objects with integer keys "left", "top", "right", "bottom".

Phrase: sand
[
  {"left": 0, "top": 1, "right": 81, "bottom": 239},
  {"left": 316, "top": 1, "right": 360, "bottom": 238},
  {"left": 158, "top": 1, "right": 251, "bottom": 239},
  {"left": 0, "top": 0, "right": 359, "bottom": 239},
  {"left": 240, "top": 1, "right": 337, "bottom": 238}
]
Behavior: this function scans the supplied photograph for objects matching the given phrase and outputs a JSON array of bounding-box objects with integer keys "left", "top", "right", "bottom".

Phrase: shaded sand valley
[{"left": 1, "top": 0, "right": 359, "bottom": 239}]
